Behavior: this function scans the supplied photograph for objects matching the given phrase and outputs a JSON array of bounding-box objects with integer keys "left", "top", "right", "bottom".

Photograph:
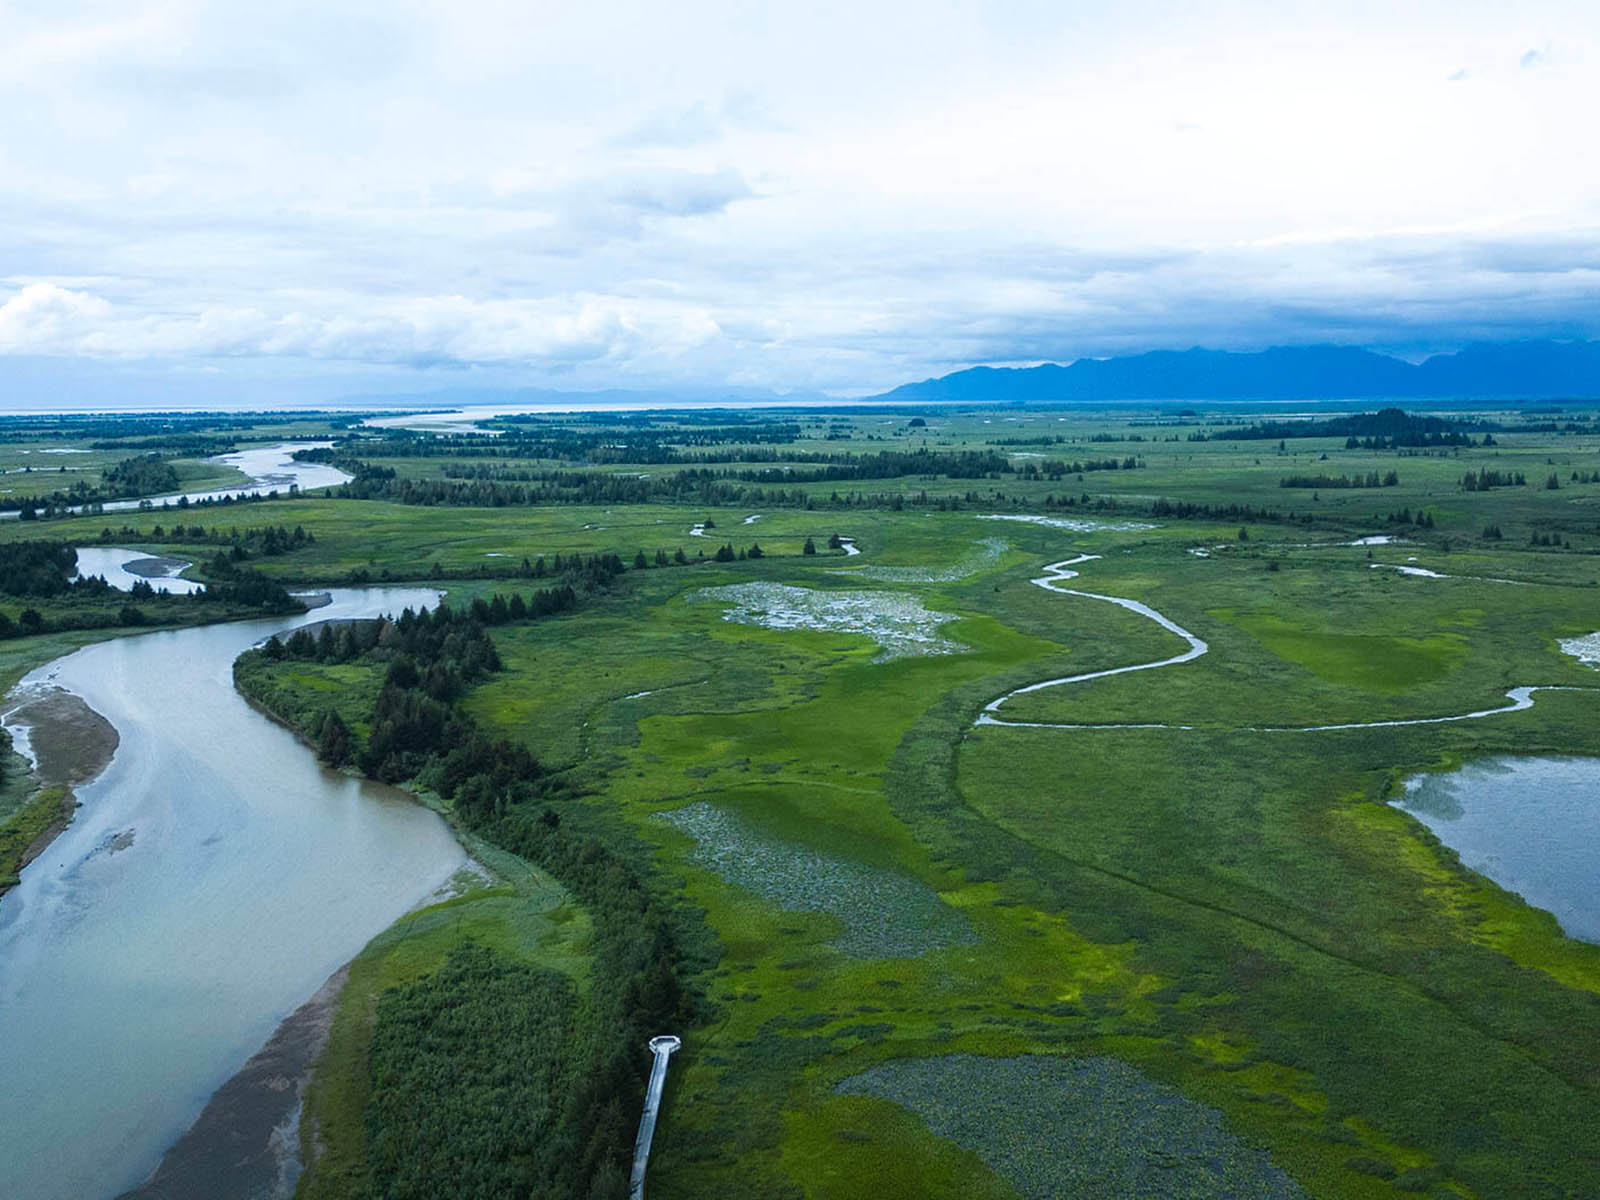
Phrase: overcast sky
[{"left": 1, "top": 0, "right": 1597, "bottom": 400}]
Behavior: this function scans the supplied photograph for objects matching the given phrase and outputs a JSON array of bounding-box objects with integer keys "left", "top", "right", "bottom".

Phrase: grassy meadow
[{"left": 4, "top": 404, "right": 1600, "bottom": 1196}]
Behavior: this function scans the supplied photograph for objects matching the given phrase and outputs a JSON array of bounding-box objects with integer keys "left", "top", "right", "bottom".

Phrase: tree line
[
  {"left": 304, "top": 421, "right": 805, "bottom": 464},
  {"left": 3, "top": 453, "right": 180, "bottom": 516},
  {"left": 0, "top": 539, "right": 299, "bottom": 638},
  {"left": 237, "top": 573, "right": 697, "bottom": 1198},
  {"left": 1280, "top": 471, "right": 1400, "bottom": 489},
  {"left": 1196, "top": 409, "right": 1491, "bottom": 447},
  {"left": 95, "top": 521, "right": 316, "bottom": 554},
  {"left": 1460, "top": 468, "right": 1528, "bottom": 491}
]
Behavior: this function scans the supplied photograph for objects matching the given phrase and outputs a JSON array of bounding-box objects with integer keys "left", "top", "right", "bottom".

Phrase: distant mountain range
[
  {"left": 868, "top": 341, "right": 1600, "bottom": 404},
  {"left": 9, "top": 341, "right": 1596, "bottom": 414}
]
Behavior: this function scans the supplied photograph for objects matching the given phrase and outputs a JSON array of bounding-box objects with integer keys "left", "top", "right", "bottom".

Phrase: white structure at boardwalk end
[{"left": 628, "top": 1034, "right": 682, "bottom": 1200}]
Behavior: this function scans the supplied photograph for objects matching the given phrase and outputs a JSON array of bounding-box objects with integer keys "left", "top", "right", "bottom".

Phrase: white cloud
[
  {"left": 0, "top": 0, "right": 1597, "bottom": 396},
  {"left": 0, "top": 283, "right": 112, "bottom": 350},
  {"left": 0, "top": 282, "right": 724, "bottom": 371}
]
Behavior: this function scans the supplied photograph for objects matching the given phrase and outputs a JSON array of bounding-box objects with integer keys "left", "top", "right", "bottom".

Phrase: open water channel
[
  {"left": 0, "top": 585, "right": 466, "bottom": 1199},
  {"left": 0, "top": 445, "right": 461, "bottom": 1198}
]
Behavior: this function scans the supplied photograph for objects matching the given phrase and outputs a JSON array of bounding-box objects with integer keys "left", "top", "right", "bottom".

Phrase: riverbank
[
  {"left": 230, "top": 600, "right": 687, "bottom": 1200},
  {"left": 0, "top": 586, "right": 467, "bottom": 1200},
  {"left": 121, "top": 965, "right": 350, "bottom": 1200},
  {"left": 130, "top": 839, "right": 523, "bottom": 1200},
  {"left": 121, "top": 622, "right": 511, "bottom": 1200},
  {"left": 0, "top": 686, "right": 119, "bottom": 898}
]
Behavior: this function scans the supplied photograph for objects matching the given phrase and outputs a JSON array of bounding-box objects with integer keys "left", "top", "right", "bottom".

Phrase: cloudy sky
[{"left": 1, "top": 0, "right": 1596, "bottom": 402}]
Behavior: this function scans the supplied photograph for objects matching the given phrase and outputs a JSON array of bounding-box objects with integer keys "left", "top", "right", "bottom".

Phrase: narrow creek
[
  {"left": 978, "top": 555, "right": 1596, "bottom": 732},
  {"left": 0, "top": 586, "right": 467, "bottom": 1200},
  {"left": 981, "top": 556, "right": 1600, "bottom": 953}
]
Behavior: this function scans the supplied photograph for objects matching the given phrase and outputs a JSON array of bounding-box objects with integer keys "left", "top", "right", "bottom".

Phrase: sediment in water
[
  {"left": 1, "top": 687, "right": 120, "bottom": 896},
  {"left": 121, "top": 965, "right": 350, "bottom": 1200}
]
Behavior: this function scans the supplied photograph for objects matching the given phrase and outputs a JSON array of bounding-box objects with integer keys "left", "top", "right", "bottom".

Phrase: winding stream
[
  {"left": 0, "top": 587, "right": 466, "bottom": 1200},
  {"left": 2, "top": 442, "right": 350, "bottom": 521},
  {"left": 102, "top": 441, "right": 351, "bottom": 511},
  {"left": 978, "top": 555, "right": 1596, "bottom": 732}
]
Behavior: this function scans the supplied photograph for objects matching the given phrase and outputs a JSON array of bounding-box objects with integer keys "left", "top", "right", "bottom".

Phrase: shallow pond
[
  {"left": 1560, "top": 631, "right": 1600, "bottom": 667},
  {"left": 837, "top": 1054, "right": 1305, "bottom": 1198},
  {"left": 0, "top": 587, "right": 466, "bottom": 1200},
  {"left": 1395, "top": 756, "right": 1600, "bottom": 944},
  {"left": 656, "top": 801, "right": 973, "bottom": 958},
  {"left": 693, "top": 581, "right": 962, "bottom": 660}
]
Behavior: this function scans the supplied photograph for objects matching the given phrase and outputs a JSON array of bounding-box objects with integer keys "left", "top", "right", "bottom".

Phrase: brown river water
[{"left": 0, "top": 586, "right": 467, "bottom": 1200}]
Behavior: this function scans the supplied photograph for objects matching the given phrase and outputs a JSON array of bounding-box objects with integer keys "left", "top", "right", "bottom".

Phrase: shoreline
[
  {"left": 5, "top": 582, "right": 474, "bottom": 1198},
  {"left": 120, "top": 965, "right": 351, "bottom": 1200},
  {"left": 133, "top": 633, "right": 482, "bottom": 1197},
  {"left": 0, "top": 686, "right": 120, "bottom": 901},
  {"left": 123, "top": 554, "right": 193, "bottom": 580}
]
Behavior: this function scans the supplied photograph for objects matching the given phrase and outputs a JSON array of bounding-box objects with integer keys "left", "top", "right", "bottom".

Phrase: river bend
[
  {"left": 0, "top": 587, "right": 466, "bottom": 1200},
  {"left": 979, "top": 556, "right": 1597, "bottom": 733}
]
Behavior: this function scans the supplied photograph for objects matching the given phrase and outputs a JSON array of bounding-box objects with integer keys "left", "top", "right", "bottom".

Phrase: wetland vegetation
[{"left": 4, "top": 401, "right": 1600, "bottom": 1197}]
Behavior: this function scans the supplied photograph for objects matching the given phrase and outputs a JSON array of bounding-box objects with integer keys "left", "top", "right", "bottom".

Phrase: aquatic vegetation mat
[
  {"left": 840, "top": 537, "right": 1008, "bottom": 583},
  {"left": 691, "top": 581, "right": 963, "bottom": 660},
  {"left": 836, "top": 1054, "right": 1307, "bottom": 1199},
  {"left": 655, "top": 801, "right": 974, "bottom": 958},
  {"left": 1561, "top": 631, "right": 1600, "bottom": 668},
  {"left": 975, "top": 513, "right": 1157, "bottom": 532}
]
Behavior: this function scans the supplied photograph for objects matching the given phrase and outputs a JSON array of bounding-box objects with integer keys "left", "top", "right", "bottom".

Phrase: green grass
[
  {"left": 0, "top": 785, "right": 71, "bottom": 892},
  {"left": 452, "top": 506, "right": 1600, "bottom": 1197},
  {"left": 296, "top": 848, "right": 591, "bottom": 1200},
  {"left": 1226, "top": 613, "right": 1468, "bottom": 690},
  {"left": 12, "top": 406, "right": 1600, "bottom": 1197}
]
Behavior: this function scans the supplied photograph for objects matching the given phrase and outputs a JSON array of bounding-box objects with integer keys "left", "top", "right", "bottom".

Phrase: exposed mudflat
[
  {"left": 125, "top": 555, "right": 191, "bottom": 579},
  {"left": 2, "top": 686, "right": 118, "bottom": 788},
  {"left": 0, "top": 586, "right": 463, "bottom": 1200},
  {"left": 121, "top": 966, "right": 349, "bottom": 1200},
  {"left": 72, "top": 547, "right": 205, "bottom": 595}
]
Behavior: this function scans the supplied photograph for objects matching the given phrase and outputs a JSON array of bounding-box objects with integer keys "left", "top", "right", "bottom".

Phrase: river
[
  {"left": 0, "top": 586, "right": 467, "bottom": 1200},
  {"left": 70, "top": 547, "right": 206, "bottom": 594},
  {"left": 2, "top": 441, "right": 351, "bottom": 521},
  {"left": 102, "top": 441, "right": 351, "bottom": 511}
]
